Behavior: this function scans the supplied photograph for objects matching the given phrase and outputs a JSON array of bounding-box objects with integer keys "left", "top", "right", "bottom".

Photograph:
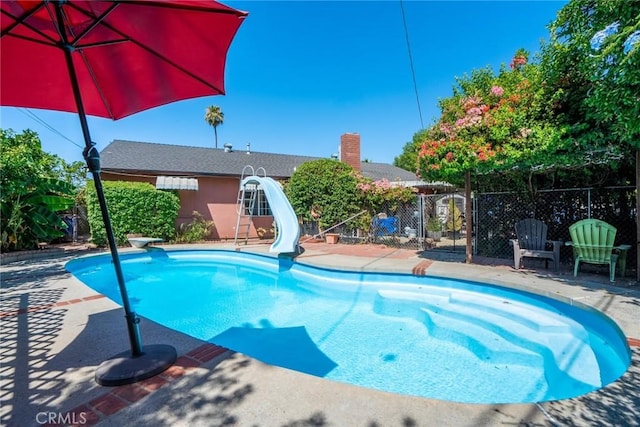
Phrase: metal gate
[{"left": 419, "top": 193, "right": 467, "bottom": 253}]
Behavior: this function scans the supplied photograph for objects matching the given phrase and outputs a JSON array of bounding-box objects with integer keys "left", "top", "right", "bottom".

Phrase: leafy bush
[
  {"left": 85, "top": 181, "right": 179, "bottom": 246},
  {"left": 427, "top": 216, "right": 443, "bottom": 232},
  {"left": 256, "top": 222, "right": 275, "bottom": 239},
  {"left": 286, "top": 159, "right": 419, "bottom": 235},
  {"left": 286, "top": 159, "right": 361, "bottom": 232},
  {"left": 1, "top": 129, "right": 78, "bottom": 251},
  {"left": 174, "top": 211, "right": 215, "bottom": 243}
]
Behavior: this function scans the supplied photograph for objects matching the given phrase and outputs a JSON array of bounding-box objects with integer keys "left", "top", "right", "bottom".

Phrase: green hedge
[
  {"left": 286, "top": 159, "right": 361, "bottom": 231},
  {"left": 86, "top": 181, "right": 180, "bottom": 247}
]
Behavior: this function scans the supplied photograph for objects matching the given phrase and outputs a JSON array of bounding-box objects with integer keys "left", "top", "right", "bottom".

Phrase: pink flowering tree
[
  {"left": 415, "top": 49, "right": 564, "bottom": 262},
  {"left": 416, "top": 49, "right": 562, "bottom": 188}
]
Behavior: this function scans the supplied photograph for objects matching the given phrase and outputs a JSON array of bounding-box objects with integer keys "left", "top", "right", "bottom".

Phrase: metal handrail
[{"left": 300, "top": 210, "right": 368, "bottom": 243}]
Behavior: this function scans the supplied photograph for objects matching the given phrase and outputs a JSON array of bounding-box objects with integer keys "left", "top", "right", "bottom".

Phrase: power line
[
  {"left": 17, "top": 108, "right": 84, "bottom": 149},
  {"left": 399, "top": 0, "right": 424, "bottom": 130}
]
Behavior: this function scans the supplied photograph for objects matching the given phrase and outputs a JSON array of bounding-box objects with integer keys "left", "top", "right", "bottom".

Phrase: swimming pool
[{"left": 66, "top": 249, "right": 631, "bottom": 404}]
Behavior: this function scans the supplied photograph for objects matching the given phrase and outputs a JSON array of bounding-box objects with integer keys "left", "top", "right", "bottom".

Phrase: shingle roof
[
  {"left": 359, "top": 162, "right": 417, "bottom": 182},
  {"left": 101, "top": 140, "right": 420, "bottom": 182}
]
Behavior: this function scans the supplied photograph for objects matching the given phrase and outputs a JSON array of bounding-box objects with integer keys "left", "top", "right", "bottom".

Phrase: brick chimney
[{"left": 340, "top": 133, "right": 361, "bottom": 171}]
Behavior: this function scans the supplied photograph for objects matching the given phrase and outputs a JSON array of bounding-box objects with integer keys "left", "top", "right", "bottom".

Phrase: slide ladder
[{"left": 234, "top": 166, "right": 266, "bottom": 245}]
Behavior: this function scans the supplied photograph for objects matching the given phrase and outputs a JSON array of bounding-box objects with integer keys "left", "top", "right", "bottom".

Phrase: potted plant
[
  {"left": 325, "top": 233, "right": 340, "bottom": 244},
  {"left": 426, "top": 217, "right": 443, "bottom": 240}
]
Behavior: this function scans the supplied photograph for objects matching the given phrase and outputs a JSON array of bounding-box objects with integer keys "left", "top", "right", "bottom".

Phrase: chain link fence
[
  {"left": 301, "top": 194, "right": 468, "bottom": 251},
  {"left": 301, "top": 199, "right": 424, "bottom": 250},
  {"left": 474, "top": 186, "right": 636, "bottom": 270},
  {"left": 420, "top": 193, "right": 467, "bottom": 253},
  {"left": 58, "top": 205, "right": 91, "bottom": 243},
  {"left": 301, "top": 186, "right": 636, "bottom": 272}
]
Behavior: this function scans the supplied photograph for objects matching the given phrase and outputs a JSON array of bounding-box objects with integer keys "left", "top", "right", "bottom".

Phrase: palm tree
[{"left": 204, "top": 105, "right": 224, "bottom": 148}]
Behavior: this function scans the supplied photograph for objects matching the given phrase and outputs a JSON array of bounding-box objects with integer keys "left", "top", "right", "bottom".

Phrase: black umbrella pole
[
  {"left": 87, "top": 151, "right": 176, "bottom": 386},
  {"left": 54, "top": 1, "right": 144, "bottom": 357},
  {"left": 55, "top": 2, "right": 174, "bottom": 385},
  {"left": 89, "top": 168, "right": 144, "bottom": 357},
  {"left": 87, "top": 152, "right": 176, "bottom": 386}
]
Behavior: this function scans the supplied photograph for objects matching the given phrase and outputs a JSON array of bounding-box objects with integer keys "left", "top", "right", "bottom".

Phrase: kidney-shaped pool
[{"left": 66, "top": 249, "right": 631, "bottom": 404}]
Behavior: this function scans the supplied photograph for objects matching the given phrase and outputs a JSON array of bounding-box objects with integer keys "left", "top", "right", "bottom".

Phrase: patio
[{"left": 1, "top": 242, "right": 638, "bottom": 426}]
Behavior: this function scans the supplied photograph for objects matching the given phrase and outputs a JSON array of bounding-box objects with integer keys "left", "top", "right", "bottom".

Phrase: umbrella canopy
[
  {"left": 1, "top": 0, "right": 246, "bottom": 119},
  {"left": 1, "top": 0, "right": 247, "bottom": 386}
]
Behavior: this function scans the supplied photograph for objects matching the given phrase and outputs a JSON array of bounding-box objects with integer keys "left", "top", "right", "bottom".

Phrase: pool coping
[{"left": 2, "top": 242, "right": 639, "bottom": 426}]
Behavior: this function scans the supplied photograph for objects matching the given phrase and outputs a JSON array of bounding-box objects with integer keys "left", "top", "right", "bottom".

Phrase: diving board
[{"left": 128, "top": 237, "right": 163, "bottom": 248}]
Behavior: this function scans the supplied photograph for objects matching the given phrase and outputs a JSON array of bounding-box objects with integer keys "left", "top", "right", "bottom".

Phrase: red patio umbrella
[{"left": 0, "top": 0, "right": 247, "bottom": 386}]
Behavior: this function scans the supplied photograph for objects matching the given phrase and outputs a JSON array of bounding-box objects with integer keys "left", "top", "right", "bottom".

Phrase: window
[{"left": 243, "top": 186, "right": 272, "bottom": 216}]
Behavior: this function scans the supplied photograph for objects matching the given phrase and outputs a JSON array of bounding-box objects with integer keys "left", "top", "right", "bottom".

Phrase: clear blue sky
[{"left": 0, "top": 0, "right": 567, "bottom": 165}]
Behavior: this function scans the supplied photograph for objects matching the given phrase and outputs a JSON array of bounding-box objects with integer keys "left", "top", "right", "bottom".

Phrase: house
[{"left": 99, "top": 133, "right": 437, "bottom": 240}]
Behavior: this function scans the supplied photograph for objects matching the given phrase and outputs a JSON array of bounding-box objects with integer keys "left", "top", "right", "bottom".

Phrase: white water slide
[{"left": 240, "top": 176, "right": 300, "bottom": 254}]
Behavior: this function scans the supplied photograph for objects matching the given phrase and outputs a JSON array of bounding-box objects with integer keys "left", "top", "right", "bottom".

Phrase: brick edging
[
  {"left": 3, "top": 291, "right": 230, "bottom": 426},
  {"left": 57, "top": 338, "right": 638, "bottom": 426},
  {"left": 61, "top": 344, "right": 229, "bottom": 426},
  {"left": 0, "top": 294, "right": 106, "bottom": 318},
  {"left": 412, "top": 260, "right": 433, "bottom": 275}
]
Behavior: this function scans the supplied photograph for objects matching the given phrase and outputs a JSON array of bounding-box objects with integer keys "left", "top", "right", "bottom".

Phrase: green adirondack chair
[{"left": 568, "top": 219, "right": 619, "bottom": 282}]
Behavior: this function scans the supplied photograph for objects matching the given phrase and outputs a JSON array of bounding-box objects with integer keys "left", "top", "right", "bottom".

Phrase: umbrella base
[{"left": 95, "top": 344, "right": 177, "bottom": 386}]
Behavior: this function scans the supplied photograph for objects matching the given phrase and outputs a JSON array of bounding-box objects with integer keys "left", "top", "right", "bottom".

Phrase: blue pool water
[{"left": 66, "top": 249, "right": 631, "bottom": 404}]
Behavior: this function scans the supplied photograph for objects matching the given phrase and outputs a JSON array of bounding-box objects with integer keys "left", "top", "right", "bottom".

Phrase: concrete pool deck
[{"left": 1, "top": 241, "right": 638, "bottom": 427}]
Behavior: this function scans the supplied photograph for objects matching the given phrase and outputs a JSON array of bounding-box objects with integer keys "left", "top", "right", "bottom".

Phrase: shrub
[
  {"left": 286, "top": 159, "right": 361, "bottom": 232},
  {"left": 174, "top": 211, "right": 215, "bottom": 243},
  {"left": 1, "top": 129, "right": 78, "bottom": 251},
  {"left": 256, "top": 222, "right": 275, "bottom": 239},
  {"left": 85, "top": 181, "right": 180, "bottom": 246},
  {"left": 427, "top": 216, "right": 443, "bottom": 232}
]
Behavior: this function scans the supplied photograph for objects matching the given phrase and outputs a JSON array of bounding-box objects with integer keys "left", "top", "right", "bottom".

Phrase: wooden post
[
  {"left": 636, "top": 150, "right": 639, "bottom": 283},
  {"left": 465, "top": 170, "right": 473, "bottom": 264}
]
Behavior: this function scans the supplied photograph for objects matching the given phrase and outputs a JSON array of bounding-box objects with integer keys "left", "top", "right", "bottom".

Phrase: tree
[
  {"left": 204, "top": 105, "right": 224, "bottom": 148},
  {"left": 416, "top": 52, "right": 564, "bottom": 189},
  {"left": 414, "top": 50, "right": 565, "bottom": 261},
  {"left": 539, "top": 0, "right": 640, "bottom": 280},
  {"left": 0, "top": 129, "right": 80, "bottom": 251},
  {"left": 542, "top": 0, "right": 639, "bottom": 147},
  {"left": 286, "top": 159, "right": 417, "bottom": 235},
  {"left": 394, "top": 128, "right": 430, "bottom": 173},
  {"left": 538, "top": 0, "right": 638, "bottom": 167},
  {"left": 286, "top": 159, "right": 362, "bottom": 232}
]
